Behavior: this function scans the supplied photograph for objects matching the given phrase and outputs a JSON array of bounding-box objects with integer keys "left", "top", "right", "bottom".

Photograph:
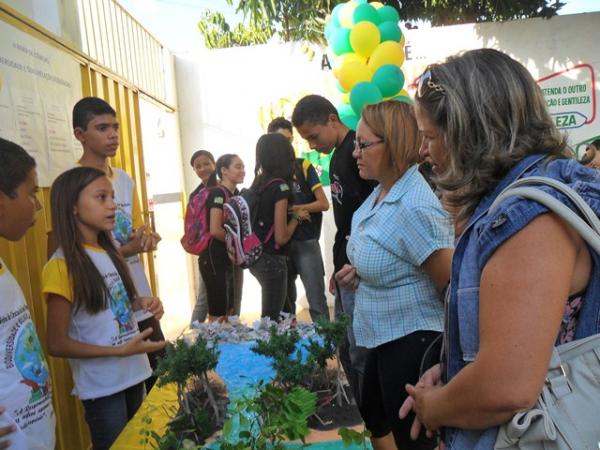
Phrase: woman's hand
[
  {"left": 138, "top": 297, "right": 164, "bottom": 320},
  {"left": 335, "top": 264, "right": 359, "bottom": 290},
  {"left": 120, "top": 328, "right": 166, "bottom": 356},
  {"left": 400, "top": 364, "right": 443, "bottom": 439}
]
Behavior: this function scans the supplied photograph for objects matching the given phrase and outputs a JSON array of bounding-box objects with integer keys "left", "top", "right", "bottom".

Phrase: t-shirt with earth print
[
  {"left": 42, "top": 246, "right": 151, "bottom": 400},
  {"left": 0, "top": 257, "right": 55, "bottom": 450}
]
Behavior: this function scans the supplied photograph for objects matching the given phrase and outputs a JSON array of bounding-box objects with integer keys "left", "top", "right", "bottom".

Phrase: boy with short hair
[
  {"left": 72, "top": 97, "right": 160, "bottom": 296},
  {"left": 71, "top": 97, "right": 164, "bottom": 389},
  {"left": 0, "top": 138, "right": 56, "bottom": 450},
  {"left": 292, "top": 95, "right": 374, "bottom": 404}
]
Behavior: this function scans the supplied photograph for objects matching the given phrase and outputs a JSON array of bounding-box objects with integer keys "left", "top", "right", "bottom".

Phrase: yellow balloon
[
  {"left": 340, "top": 92, "right": 350, "bottom": 103},
  {"left": 350, "top": 21, "right": 381, "bottom": 58},
  {"left": 398, "top": 89, "right": 409, "bottom": 97},
  {"left": 339, "top": 60, "right": 373, "bottom": 92},
  {"left": 339, "top": 1, "right": 358, "bottom": 28},
  {"left": 333, "top": 53, "right": 367, "bottom": 78},
  {"left": 370, "top": 1, "right": 384, "bottom": 9},
  {"left": 367, "top": 41, "right": 405, "bottom": 72}
]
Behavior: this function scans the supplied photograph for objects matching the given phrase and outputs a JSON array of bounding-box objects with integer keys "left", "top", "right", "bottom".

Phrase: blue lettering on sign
[{"left": 552, "top": 111, "right": 587, "bottom": 129}]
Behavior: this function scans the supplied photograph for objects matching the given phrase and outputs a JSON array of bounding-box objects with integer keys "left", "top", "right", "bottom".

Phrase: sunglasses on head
[{"left": 417, "top": 69, "right": 446, "bottom": 98}]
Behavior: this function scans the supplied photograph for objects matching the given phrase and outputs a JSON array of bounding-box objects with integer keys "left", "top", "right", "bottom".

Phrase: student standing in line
[
  {"left": 43, "top": 167, "right": 165, "bottom": 450},
  {"left": 188, "top": 150, "right": 216, "bottom": 324},
  {"left": 0, "top": 138, "right": 56, "bottom": 450},
  {"left": 292, "top": 95, "right": 375, "bottom": 404},
  {"left": 70, "top": 97, "right": 164, "bottom": 391},
  {"left": 267, "top": 117, "right": 330, "bottom": 321},
  {"left": 199, "top": 154, "right": 245, "bottom": 322},
  {"left": 249, "top": 134, "right": 310, "bottom": 320}
]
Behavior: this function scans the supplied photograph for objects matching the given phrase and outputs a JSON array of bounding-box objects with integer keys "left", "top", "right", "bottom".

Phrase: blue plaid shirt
[{"left": 347, "top": 165, "right": 454, "bottom": 348}]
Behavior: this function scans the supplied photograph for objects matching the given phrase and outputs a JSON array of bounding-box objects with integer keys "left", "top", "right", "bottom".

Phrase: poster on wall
[
  {"left": 538, "top": 64, "right": 597, "bottom": 156},
  {"left": 0, "top": 20, "right": 83, "bottom": 186},
  {"left": 399, "top": 14, "right": 599, "bottom": 159}
]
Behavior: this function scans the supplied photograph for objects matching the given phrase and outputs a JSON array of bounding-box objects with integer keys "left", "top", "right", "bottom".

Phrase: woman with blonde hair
[
  {"left": 400, "top": 48, "right": 600, "bottom": 449},
  {"left": 336, "top": 100, "right": 454, "bottom": 450}
]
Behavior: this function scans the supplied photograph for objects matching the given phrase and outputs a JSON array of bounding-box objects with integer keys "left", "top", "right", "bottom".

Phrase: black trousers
[
  {"left": 359, "top": 330, "right": 442, "bottom": 450},
  {"left": 199, "top": 239, "right": 233, "bottom": 316}
]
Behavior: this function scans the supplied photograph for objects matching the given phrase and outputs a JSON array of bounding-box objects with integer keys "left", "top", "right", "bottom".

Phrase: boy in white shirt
[{"left": 0, "top": 138, "right": 56, "bottom": 450}]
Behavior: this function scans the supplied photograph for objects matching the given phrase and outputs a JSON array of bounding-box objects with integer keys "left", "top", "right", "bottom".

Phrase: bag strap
[
  {"left": 489, "top": 177, "right": 600, "bottom": 254},
  {"left": 490, "top": 177, "right": 600, "bottom": 391}
]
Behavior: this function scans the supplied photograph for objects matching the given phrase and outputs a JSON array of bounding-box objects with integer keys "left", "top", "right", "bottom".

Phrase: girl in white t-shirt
[{"left": 42, "top": 167, "right": 166, "bottom": 450}]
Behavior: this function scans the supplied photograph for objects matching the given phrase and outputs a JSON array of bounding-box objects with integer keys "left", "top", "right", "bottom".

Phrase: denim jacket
[{"left": 444, "top": 155, "right": 600, "bottom": 450}]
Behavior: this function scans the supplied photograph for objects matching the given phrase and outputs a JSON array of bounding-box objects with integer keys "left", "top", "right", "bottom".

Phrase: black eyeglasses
[
  {"left": 417, "top": 69, "right": 445, "bottom": 98},
  {"left": 354, "top": 139, "right": 384, "bottom": 152}
]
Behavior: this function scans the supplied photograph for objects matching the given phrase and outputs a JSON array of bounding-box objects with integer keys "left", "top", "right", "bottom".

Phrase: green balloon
[
  {"left": 391, "top": 95, "right": 413, "bottom": 105},
  {"left": 355, "top": 0, "right": 368, "bottom": 4},
  {"left": 352, "top": 4, "right": 380, "bottom": 25},
  {"left": 331, "top": 3, "right": 344, "bottom": 27},
  {"left": 350, "top": 82, "right": 383, "bottom": 115},
  {"left": 378, "top": 21, "right": 402, "bottom": 42},
  {"left": 378, "top": 5, "right": 400, "bottom": 24},
  {"left": 341, "top": 112, "right": 360, "bottom": 130},
  {"left": 325, "top": 21, "right": 337, "bottom": 41},
  {"left": 330, "top": 27, "right": 352, "bottom": 55},
  {"left": 372, "top": 64, "right": 405, "bottom": 97},
  {"left": 338, "top": 102, "right": 354, "bottom": 117}
]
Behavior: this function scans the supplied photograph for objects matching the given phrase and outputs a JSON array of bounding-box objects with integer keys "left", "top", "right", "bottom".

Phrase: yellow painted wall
[{"left": 0, "top": 5, "right": 157, "bottom": 449}]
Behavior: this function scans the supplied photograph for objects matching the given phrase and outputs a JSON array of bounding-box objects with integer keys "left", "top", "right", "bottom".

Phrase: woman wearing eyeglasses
[
  {"left": 335, "top": 100, "right": 454, "bottom": 450},
  {"left": 399, "top": 49, "right": 600, "bottom": 449}
]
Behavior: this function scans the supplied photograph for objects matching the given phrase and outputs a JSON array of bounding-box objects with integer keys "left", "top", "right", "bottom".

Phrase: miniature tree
[
  {"left": 218, "top": 380, "right": 316, "bottom": 450},
  {"left": 252, "top": 315, "right": 351, "bottom": 405},
  {"left": 152, "top": 336, "right": 223, "bottom": 447}
]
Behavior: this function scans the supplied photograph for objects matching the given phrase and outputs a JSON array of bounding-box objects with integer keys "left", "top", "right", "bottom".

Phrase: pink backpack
[
  {"left": 181, "top": 186, "right": 227, "bottom": 255},
  {"left": 223, "top": 178, "right": 283, "bottom": 268}
]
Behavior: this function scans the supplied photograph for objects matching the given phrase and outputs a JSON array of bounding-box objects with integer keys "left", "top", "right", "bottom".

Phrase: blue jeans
[
  {"left": 284, "top": 239, "right": 329, "bottom": 321},
  {"left": 250, "top": 252, "right": 288, "bottom": 320},
  {"left": 82, "top": 382, "right": 145, "bottom": 450},
  {"left": 335, "top": 284, "right": 368, "bottom": 405},
  {"left": 191, "top": 257, "right": 208, "bottom": 323}
]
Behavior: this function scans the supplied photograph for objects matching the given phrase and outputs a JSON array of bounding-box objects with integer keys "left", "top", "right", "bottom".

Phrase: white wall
[
  {"left": 3, "top": 0, "right": 82, "bottom": 49},
  {"left": 138, "top": 97, "right": 194, "bottom": 338},
  {"left": 400, "top": 12, "right": 600, "bottom": 153}
]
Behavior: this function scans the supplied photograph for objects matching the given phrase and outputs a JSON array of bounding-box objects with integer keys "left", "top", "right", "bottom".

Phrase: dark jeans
[
  {"left": 359, "top": 331, "right": 442, "bottom": 449},
  {"left": 283, "top": 239, "right": 329, "bottom": 322},
  {"left": 82, "top": 381, "right": 145, "bottom": 450},
  {"left": 334, "top": 283, "right": 368, "bottom": 406},
  {"left": 249, "top": 252, "right": 287, "bottom": 320}
]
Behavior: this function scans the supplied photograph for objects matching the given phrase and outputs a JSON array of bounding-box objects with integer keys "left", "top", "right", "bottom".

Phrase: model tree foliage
[{"left": 197, "top": 0, "right": 565, "bottom": 48}]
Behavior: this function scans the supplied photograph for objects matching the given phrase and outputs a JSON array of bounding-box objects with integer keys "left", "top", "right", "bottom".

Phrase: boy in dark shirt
[{"left": 292, "top": 95, "right": 374, "bottom": 404}]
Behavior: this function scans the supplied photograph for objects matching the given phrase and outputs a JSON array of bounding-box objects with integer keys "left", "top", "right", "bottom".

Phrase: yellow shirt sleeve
[
  {"left": 132, "top": 190, "right": 144, "bottom": 230},
  {"left": 42, "top": 258, "right": 74, "bottom": 302}
]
